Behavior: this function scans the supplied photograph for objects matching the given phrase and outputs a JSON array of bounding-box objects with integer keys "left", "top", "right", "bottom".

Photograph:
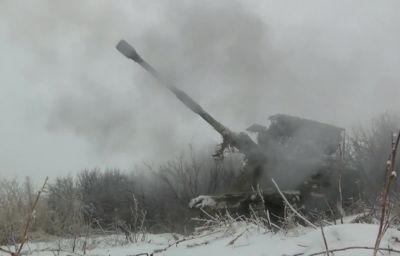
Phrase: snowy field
[{"left": 2, "top": 222, "right": 400, "bottom": 256}]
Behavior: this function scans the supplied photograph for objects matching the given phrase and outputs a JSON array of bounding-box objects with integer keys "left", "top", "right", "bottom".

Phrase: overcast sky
[{"left": 1, "top": 0, "right": 400, "bottom": 181}]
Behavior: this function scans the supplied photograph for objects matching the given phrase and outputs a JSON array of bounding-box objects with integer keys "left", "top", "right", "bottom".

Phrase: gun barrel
[{"left": 116, "top": 40, "right": 230, "bottom": 137}]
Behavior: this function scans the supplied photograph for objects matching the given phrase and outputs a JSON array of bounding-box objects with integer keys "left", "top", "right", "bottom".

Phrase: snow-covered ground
[{"left": 2, "top": 222, "right": 400, "bottom": 256}]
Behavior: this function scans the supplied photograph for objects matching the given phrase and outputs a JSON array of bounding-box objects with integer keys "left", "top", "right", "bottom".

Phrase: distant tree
[{"left": 350, "top": 113, "right": 400, "bottom": 198}]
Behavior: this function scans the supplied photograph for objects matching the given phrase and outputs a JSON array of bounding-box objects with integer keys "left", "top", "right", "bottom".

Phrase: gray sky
[{"left": 1, "top": 0, "right": 400, "bottom": 181}]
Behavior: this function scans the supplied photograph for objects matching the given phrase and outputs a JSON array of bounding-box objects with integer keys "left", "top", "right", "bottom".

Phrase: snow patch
[{"left": 2, "top": 223, "right": 400, "bottom": 256}]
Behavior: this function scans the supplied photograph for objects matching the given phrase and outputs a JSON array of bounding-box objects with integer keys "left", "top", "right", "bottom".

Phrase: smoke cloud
[{"left": 1, "top": 0, "right": 400, "bottom": 179}]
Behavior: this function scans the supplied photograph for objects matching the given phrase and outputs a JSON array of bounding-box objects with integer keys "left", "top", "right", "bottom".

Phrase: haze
[{"left": 1, "top": 0, "right": 400, "bottom": 181}]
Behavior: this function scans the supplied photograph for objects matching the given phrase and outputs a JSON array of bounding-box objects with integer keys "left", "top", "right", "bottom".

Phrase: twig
[
  {"left": 226, "top": 229, "right": 246, "bottom": 246},
  {"left": 293, "top": 245, "right": 400, "bottom": 256},
  {"left": 0, "top": 177, "right": 49, "bottom": 256},
  {"left": 373, "top": 130, "right": 400, "bottom": 256},
  {"left": 199, "top": 208, "right": 218, "bottom": 222},
  {"left": 37, "top": 248, "right": 83, "bottom": 256},
  {"left": 152, "top": 229, "right": 221, "bottom": 254},
  {"left": 255, "top": 184, "right": 275, "bottom": 230},
  {"left": 323, "top": 198, "right": 336, "bottom": 225},
  {"left": 0, "top": 247, "right": 14, "bottom": 255},
  {"left": 271, "top": 178, "right": 317, "bottom": 229},
  {"left": 337, "top": 133, "right": 345, "bottom": 224},
  {"left": 319, "top": 224, "right": 329, "bottom": 256},
  {"left": 186, "top": 241, "right": 210, "bottom": 248},
  {"left": 82, "top": 223, "right": 90, "bottom": 255},
  {"left": 15, "top": 177, "right": 48, "bottom": 256}
]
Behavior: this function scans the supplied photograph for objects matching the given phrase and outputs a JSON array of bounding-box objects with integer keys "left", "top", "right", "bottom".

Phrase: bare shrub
[
  {"left": 0, "top": 177, "right": 48, "bottom": 256},
  {"left": 0, "top": 177, "right": 48, "bottom": 246},
  {"left": 47, "top": 176, "right": 85, "bottom": 237},
  {"left": 78, "top": 169, "right": 136, "bottom": 226},
  {"left": 0, "top": 178, "right": 27, "bottom": 245}
]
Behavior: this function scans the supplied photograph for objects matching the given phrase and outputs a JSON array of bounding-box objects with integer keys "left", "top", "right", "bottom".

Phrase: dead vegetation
[
  {"left": 0, "top": 177, "right": 48, "bottom": 256},
  {"left": 373, "top": 130, "right": 400, "bottom": 256}
]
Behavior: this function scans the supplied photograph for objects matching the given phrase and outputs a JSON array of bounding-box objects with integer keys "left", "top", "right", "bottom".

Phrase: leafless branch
[
  {"left": 226, "top": 229, "right": 247, "bottom": 246},
  {"left": 293, "top": 245, "right": 400, "bottom": 256},
  {"left": 15, "top": 177, "right": 48, "bottom": 256},
  {"left": 373, "top": 130, "right": 400, "bottom": 256},
  {"left": 0, "top": 247, "right": 13, "bottom": 255},
  {"left": 271, "top": 178, "right": 317, "bottom": 229},
  {"left": 319, "top": 224, "right": 329, "bottom": 256}
]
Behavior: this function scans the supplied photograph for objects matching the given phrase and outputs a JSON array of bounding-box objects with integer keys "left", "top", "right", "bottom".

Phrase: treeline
[
  {"left": 0, "top": 113, "right": 399, "bottom": 244},
  {"left": 47, "top": 153, "right": 241, "bottom": 236},
  {"left": 0, "top": 149, "right": 243, "bottom": 244}
]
